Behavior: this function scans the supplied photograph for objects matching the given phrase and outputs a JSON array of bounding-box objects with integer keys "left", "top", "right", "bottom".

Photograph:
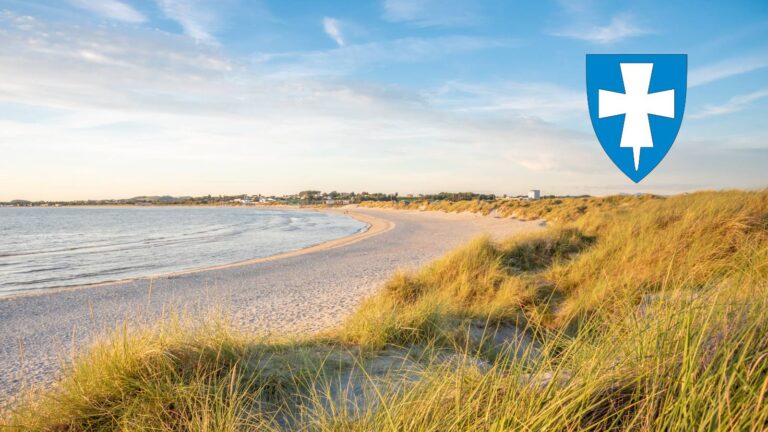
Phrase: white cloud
[
  {"left": 0, "top": 12, "right": 597, "bottom": 200},
  {"left": 156, "top": 0, "right": 219, "bottom": 43},
  {"left": 382, "top": 0, "right": 480, "bottom": 27},
  {"left": 552, "top": 13, "right": 651, "bottom": 44},
  {"left": 322, "top": 17, "right": 344, "bottom": 46},
  {"left": 68, "top": 0, "right": 145, "bottom": 23},
  {"left": 690, "top": 89, "right": 768, "bottom": 119},
  {"left": 0, "top": 10, "right": 762, "bottom": 200},
  {"left": 689, "top": 54, "right": 768, "bottom": 87}
]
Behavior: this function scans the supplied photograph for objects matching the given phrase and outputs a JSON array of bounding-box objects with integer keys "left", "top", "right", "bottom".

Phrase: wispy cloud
[
  {"left": 322, "top": 17, "right": 344, "bottom": 46},
  {"left": 690, "top": 89, "right": 768, "bottom": 119},
  {"left": 430, "top": 81, "right": 583, "bottom": 122},
  {"left": 252, "top": 36, "right": 510, "bottom": 78},
  {"left": 156, "top": 0, "right": 219, "bottom": 43},
  {"left": 382, "top": 0, "right": 480, "bottom": 27},
  {"left": 552, "top": 13, "right": 651, "bottom": 44},
  {"left": 689, "top": 54, "right": 768, "bottom": 87},
  {"left": 68, "top": 0, "right": 145, "bottom": 23},
  {"left": 0, "top": 8, "right": 762, "bottom": 199},
  {"left": 0, "top": 12, "right": 600, "bottom": 200}
]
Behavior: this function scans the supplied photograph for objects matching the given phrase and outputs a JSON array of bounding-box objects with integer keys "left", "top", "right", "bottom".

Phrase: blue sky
[{"left": 0, "top": 0, "right": 766, "bottom": 200}]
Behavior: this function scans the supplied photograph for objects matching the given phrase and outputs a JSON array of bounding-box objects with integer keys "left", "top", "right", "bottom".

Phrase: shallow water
[{"left": 0, "top": 207, "right": 367, "bottom": 296}]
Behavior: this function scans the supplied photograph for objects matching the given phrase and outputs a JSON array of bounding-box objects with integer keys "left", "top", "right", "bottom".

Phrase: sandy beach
[{"left": 0, "top": 208, "right": 542, "bottom": 401}]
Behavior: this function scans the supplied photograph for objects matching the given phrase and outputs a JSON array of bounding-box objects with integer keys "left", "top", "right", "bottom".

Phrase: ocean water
[{"left": 0, "top": 207, "right": 367, "bottom": 296}]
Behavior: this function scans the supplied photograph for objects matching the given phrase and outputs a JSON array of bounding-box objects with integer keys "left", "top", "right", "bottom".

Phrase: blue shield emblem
[{"left": 586, "top": 54, "right": 687, "bottom": 183}]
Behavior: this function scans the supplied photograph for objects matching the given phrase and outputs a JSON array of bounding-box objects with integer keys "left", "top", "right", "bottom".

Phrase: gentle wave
[{"left": 0, "top": 207, "right": 366, "bottom": 296}]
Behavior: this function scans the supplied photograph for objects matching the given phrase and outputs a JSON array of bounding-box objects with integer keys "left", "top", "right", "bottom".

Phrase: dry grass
[
  {"left": 358, "top": 194, "right": 659, "bottom": 223},
  {"left": 3, "top": 190, "right": 767, "bottom": 431}
]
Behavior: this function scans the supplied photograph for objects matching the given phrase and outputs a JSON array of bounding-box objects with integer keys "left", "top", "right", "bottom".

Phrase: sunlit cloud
[
  {"left": 0, "top": 11, "right": 595, "bottom": 200},
  {"left": 0, "top": 2, "right": 765, "bottom": 200}
]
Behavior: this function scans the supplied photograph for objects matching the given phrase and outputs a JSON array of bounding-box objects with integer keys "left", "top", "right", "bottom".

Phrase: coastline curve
[{"left": 0, "top": 209, "right": 394, "bottom": 301}]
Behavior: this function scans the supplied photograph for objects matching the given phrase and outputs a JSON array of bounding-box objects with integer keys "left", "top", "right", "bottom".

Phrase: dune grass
[
  {"left": 358, "top": 193, "right": 660, "bottom": 223},
  {"left": 3, "top": 190, "right": 767, "bottom": 431}
]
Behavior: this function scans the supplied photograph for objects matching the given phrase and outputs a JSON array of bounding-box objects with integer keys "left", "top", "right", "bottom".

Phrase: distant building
[
  {"left": 231, "top": 197, "right": 254, "bottom": 205},
  {"left": 325, "top": 198, "right": 351, "bottom": 205},
  {"left": 528, "top": 190, "right": 541, "bottom": 200}
]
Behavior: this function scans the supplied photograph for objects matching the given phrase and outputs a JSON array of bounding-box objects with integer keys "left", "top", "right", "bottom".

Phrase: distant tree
[{"left": 298, "top": 190, "right": 321, "bottom": 204}]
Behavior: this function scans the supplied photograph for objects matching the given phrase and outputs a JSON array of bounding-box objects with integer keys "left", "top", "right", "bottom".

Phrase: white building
[
  {"left": 232, "top": 197, "right": 254, "bottom": 205},
  {"left": 528, "top": 190, "right": 541, "bottom": 200}
]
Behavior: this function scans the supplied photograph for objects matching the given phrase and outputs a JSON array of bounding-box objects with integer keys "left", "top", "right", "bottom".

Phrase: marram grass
[
  {"left": 3, "top": 190, "right": 767, "bottom": 431},
  {"left": 358, "top": 193, "right": 660, "bottom": 224}
]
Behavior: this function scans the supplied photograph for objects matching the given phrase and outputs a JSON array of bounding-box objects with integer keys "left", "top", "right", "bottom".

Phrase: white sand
[{"left": 0, "top": 208, "right": 543, "bottom": 402}]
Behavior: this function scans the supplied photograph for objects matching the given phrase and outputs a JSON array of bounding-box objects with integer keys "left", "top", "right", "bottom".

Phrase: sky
[{"left": 0, "top": 0, "right": 767, "bottom": 200}]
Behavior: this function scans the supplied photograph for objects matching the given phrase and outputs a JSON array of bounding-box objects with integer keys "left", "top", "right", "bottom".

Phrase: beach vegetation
[{"left": 3, "top": 190, "right": 767, "bottom": 431}]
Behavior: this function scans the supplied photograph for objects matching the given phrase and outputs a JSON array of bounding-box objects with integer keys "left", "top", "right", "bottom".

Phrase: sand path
[{"left": 0, "top": 208, "right": 542, "bottom": 401}]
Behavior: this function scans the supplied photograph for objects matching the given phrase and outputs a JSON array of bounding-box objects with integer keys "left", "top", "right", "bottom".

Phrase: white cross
[{"left": 598, "top": 63, "right": 675, "bottom": 170}]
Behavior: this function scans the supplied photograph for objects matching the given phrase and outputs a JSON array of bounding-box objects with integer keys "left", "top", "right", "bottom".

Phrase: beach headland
[{"left": 0, "top": 207, "right": 541, "bottom": 401}]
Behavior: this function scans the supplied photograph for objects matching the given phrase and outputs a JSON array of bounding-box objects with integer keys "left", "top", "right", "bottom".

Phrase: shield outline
[{"left": 586, "top": 54, "right": 687, "bottom": 183}]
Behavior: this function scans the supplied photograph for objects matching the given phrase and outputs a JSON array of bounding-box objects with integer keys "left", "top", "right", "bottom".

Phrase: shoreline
[
  {"left": 0, "top": 207, "right": 542, "bottom": 400},
  {"left": 0, "top": 204, "right": 336, "bottom": 209},
  {"left": 0, "top": 209, "right": 393, "bottom": 302}
]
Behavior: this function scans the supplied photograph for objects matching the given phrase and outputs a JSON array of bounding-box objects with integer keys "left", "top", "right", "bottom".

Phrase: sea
[{"left": 0, "top": 207, "right": 367, "bottom": 296}]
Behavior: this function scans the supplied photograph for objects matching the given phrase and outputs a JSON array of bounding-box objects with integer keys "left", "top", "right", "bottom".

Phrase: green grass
[{"left": 3, "top": 190, "right": 767, "bottom": 431}]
